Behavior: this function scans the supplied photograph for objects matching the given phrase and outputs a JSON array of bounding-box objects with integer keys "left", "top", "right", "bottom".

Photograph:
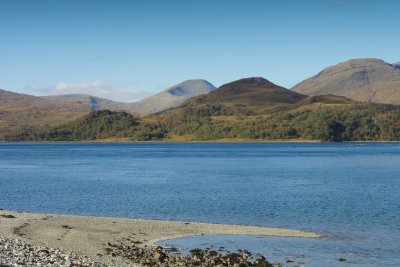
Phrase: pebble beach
[{"left": 0, "top": 210, "right": 319, "bottom": 266}]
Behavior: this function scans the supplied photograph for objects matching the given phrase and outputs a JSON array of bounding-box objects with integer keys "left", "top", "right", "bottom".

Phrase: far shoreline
[{"left": 2, "top": 139, "right": 400, "bottom": 144}]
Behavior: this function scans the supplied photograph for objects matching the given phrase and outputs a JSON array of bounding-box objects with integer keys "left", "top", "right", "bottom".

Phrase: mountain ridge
[
  {"left": 44, "top": 94, "right": 128, "bottom": 112},
  {"left": 127, "top": 79, "right": 216, "bottom": 114},
  {"left": 44, "top": 79, "right": 216, "bottom": 115}
]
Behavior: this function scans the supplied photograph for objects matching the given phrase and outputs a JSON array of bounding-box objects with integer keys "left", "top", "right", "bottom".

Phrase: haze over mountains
[
  {"left": 44, "top": 79, "right": 216, "bottom": 115},
  {"left": 292, "top": 58, "right": 400, "bottom": 105}
]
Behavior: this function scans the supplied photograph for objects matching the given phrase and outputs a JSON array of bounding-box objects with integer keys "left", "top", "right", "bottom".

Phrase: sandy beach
[{"left": 0, "top": 209, "right": 319, "bottom": 266}]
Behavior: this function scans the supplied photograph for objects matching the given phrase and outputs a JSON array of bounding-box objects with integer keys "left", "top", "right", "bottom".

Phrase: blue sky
[{"left": 0, "top": 0, "right": 399, "bottom": 102}]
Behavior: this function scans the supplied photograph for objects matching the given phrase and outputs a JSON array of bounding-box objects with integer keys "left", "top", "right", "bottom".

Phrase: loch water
[{"left": 0, "top": 142, "right": 399, "bottom": 266}]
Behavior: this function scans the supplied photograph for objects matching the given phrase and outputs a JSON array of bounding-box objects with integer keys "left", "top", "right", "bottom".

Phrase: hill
[
  {"left": 292, "top": 58, "right": 400, "bottom": 105},
  {"left": 45, "top": 79, "right": 216, "bottom": 115},
  {"left": 0, "top": 89, "right": 90, "bottom": 139},
  {"left": 183, "top": 77, "right": 307, "bottom": 114}
]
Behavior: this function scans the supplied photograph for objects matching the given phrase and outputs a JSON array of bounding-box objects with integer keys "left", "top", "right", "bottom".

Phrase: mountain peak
[
  {"left": 186, "top": 76, "right": 307, "bottom": 112},
  {"left": 125, "top": 79, "right": 216, "bottom": 115},
  {"left": 233, "top": 77, "right": 276, "bottom": 86},
  {"left": 344, "top": 58, "right": 385, "bottom": 65},
  {"left": 165, "top": 79, "right": 216, "bottom": 96},
  {"left": 292, "top": 58, "right": 400, "bottom": 105},
  {"left": 320, "top": 58, "right": 388, "bottom": 72}
]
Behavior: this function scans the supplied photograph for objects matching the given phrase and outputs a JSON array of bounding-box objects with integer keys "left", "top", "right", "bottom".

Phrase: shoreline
[
  {"left": 0, "top": 209, "right": 320, "bottom": 266},
  {"left": 2, "top": 139, "right": 400, "bottom": 143}
]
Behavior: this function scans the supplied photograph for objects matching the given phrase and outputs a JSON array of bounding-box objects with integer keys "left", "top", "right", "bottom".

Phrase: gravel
[
  {"left": 0, "top": 236, "right": 279, "bottom": 267},
  {"left": 0, "top": 236, "right": 104, "bottom": 267}
]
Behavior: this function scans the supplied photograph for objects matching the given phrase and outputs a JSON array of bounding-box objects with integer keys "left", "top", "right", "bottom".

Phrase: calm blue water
[{"left": 0, "top": 142, "right": 399, "bottom": 266}]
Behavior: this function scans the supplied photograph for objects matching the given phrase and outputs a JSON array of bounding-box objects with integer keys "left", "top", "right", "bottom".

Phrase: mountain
[
  {"left": 191, "top": 77, "right": 306, "bottom": 104},
  {"left": 123, "top": 79, "right": 216, "bottom": 114},
  {"left": 43, "top": 94, "right": 129, "bottom": 112},
  {"left": 0, "top": 89, "right": 90, "bottom": 138},
  {"left": 44, "top": 79, "right": 216, "bottom": 115},
  {"left": 168, "top": 77, "right": 353, "bottom": 116},
  {"left": 292, "top": 58, "right": 400, "bottom": 105}
]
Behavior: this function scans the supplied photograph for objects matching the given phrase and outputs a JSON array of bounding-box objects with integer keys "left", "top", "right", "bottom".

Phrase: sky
[{"left": 0, "top": 0, "right": 399, "bottom": 102}]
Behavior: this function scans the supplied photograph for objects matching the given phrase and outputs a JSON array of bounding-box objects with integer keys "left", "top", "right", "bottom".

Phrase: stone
[{"left": 154, "top": 250, "right": 167, "bottom": 262}]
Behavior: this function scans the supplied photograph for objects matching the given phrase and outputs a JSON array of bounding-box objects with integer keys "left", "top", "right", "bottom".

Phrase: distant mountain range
[
  {"left": 44, "top": 79, "right": 216, "bottom": 115},
  {"left": 30, "top": 77, "right": 400, "bottom": 142},
  {"left": 2, "top": 58, "right": 400, "bottom": 141},
  {"left": 292, "top": 58, "right": 400, "bottom": 105}
]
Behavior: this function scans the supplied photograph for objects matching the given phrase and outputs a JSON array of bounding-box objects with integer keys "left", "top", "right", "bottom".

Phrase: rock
[
  {"left": 0, "top": 236, "right": 100, "bottom": 267},
  {"left": 65, "top": 257, "right": 72, "bottom": 267},
  {"left": 154, "top": 250, "right": 167, "bottom": 262},
  {"left": 0, "top": 214, "right": 16, "bottom": 218},
  {"left": 242, "top": 251, "right": 252, "bottom": 260}
]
